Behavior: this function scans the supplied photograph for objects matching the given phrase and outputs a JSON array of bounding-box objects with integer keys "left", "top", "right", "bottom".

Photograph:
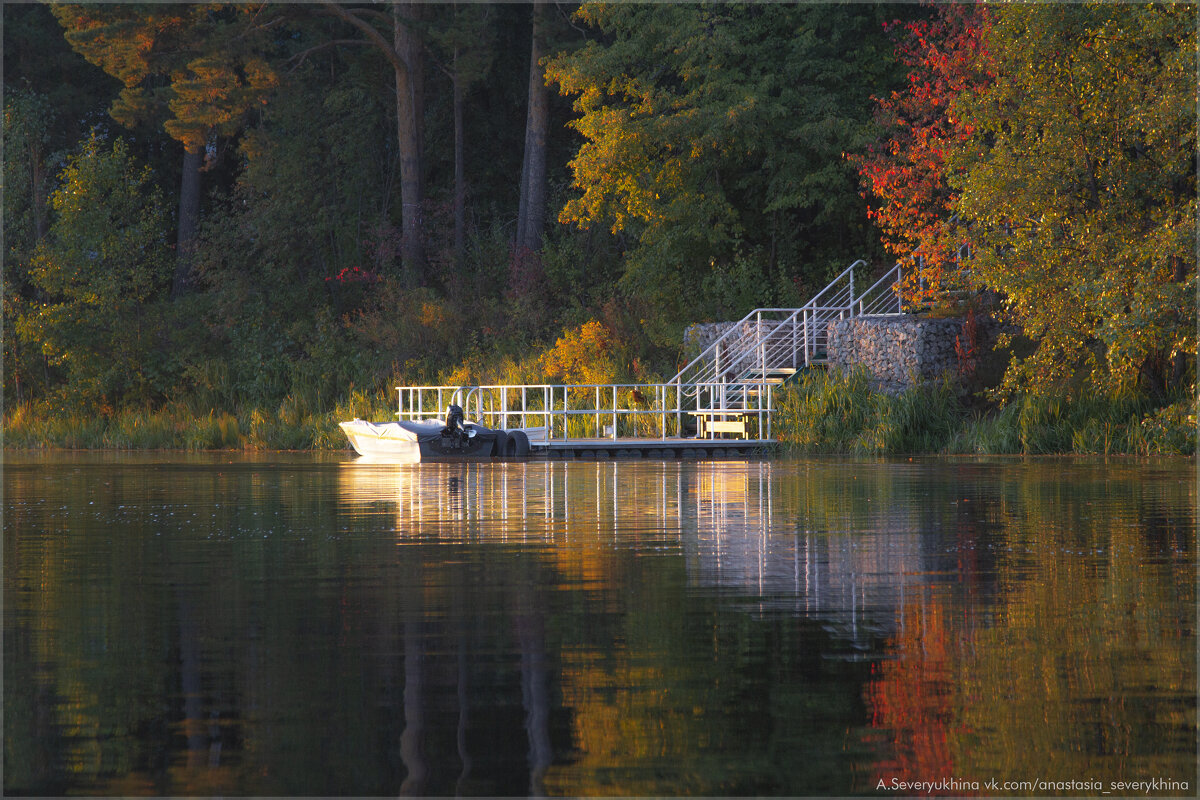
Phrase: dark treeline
[{"left": 4, "top": 2, "right": 913, "bottom": 417}]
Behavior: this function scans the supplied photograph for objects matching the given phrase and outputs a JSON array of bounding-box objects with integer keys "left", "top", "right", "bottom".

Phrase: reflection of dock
[{"left": 338, "top": 459, "right": 930, "bottom": 642}]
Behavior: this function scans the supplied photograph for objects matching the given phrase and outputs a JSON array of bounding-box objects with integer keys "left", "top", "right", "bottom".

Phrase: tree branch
[
  {"left": 317, "top": 1, "right": 405, "bottom": 74},
  {"left": 348, "top": 7, "right": 393, "bottom": 27},
  {"left": 288, "top": 39, "right": 371, "bottom": 73}
]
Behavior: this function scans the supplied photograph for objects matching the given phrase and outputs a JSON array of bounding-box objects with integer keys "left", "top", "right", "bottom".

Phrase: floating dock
[{"left": 533, "top": 437, "right": 775, "bottom": 459}]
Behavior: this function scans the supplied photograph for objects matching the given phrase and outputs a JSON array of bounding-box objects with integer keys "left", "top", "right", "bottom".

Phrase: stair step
[{"left": 733, "top": 371, "right": 792, "bottom": 382}]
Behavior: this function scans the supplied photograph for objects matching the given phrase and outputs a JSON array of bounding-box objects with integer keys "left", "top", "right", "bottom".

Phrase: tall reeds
[
  {"left": 774, "top": 367, "right": 963, "bottom": 455},
  {"left": 774, "top": 368, "right": 1196, "bottom": 456},
  {"left": 4, "top": 370, "right": 1193, "bottom": 455}
]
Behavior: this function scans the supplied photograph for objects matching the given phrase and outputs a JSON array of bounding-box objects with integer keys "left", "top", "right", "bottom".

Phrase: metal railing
[
  {"left": 670, "top": 260, "right": 904, "bottom": 396},
  {"left": 394, "top": 380, "right": 777, "bottom": 443}
]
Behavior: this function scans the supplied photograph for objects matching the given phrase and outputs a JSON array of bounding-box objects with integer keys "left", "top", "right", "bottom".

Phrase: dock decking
[{"left": 534, "top": 437, "right": 775, "bottom": 458}]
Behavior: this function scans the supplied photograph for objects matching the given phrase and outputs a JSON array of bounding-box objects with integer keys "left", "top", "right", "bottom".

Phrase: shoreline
[{"left": 4, "top": 374, "right": 1195, "bottom": 458}]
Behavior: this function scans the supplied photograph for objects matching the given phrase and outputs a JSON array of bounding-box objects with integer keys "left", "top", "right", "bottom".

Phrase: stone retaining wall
[
  {"left": 687, "top": 313, "right": 998, "bottom": 394},
  {"left": 682, "top": 321, "right": 763, "bottom": 374},
  {"left": 827, "top": 315, "right": 984, "bottom": 394},
  {"left": 682, "top": 322, "right": 736, "bottom": 356}
]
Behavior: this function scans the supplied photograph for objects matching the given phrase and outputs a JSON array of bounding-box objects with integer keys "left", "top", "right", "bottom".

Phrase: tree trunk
[
  {"left": 453, "top": 53, "right": 466, "bottom": 269},
  {"left": 516, "top": 1, "right": 548, "bottom": 252},
  {"left": 393, "top": 1, "right": 425, "bottom": 279},
  {"left": 1169, "top": 255, "right": 1190, "bottom": 391},
  {"left": 173, "top": 145, "right": 203, "bottom": 298},
  {"left": 1139, "top": 357, "right": 1167, "bottom": 402}
]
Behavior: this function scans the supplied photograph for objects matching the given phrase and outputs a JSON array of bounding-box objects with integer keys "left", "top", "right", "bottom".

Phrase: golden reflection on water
[{"left": 337, "top": 458, "right": 930, "bottom": 624}]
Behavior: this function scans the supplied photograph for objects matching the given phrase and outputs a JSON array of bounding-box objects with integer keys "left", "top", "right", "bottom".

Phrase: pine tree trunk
[
  {"left": 516, "top": 1, "right": 548, "bottom": 252},
  {"left": 173, "top": 145, "right": 203, "bottom": 298},
  {"left": 394, "top": 1, "right": 425, "bottom": 279},
  {"left": 453, "top": 52, "right": 466, "bottom": 268}
]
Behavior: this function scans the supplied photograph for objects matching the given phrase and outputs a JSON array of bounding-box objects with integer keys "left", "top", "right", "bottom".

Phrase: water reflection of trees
[
  {"left": 5, "top": 456, "right": 1195, "bottom": 796},
  {"left": 864, "top": 462, "right": 1196, "bottom": 794}
]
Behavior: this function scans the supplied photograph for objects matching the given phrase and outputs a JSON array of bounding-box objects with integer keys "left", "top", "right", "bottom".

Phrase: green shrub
[{"left": 1134, "top": 398, "right": 1197, "bottom": 456}]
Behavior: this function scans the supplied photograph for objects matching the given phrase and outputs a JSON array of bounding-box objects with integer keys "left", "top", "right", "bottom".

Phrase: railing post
[
  {"left": 664, "top": 384, "right": 670, "bottom": 439},
  {"left": 675, "top": 379, "right": 682, "bottom": 439},
  {"left": 756, "top": 311, "right": 762, "bottom": 378},
  {"left": 766, "top": 384, "right": 772, "bottom": 441},
  {"left": 612, "top": 385, "right": 618, "bottom": 440},
  {"left": 803, "top": 308, "right": 811, "bottom": 367},
  {"left": 791, "top": 316, "right": 797, "bottom": 371}
]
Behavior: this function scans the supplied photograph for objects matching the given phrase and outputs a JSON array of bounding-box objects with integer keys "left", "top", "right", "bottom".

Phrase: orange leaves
[
  {"left": 53, "top": 5, "right": 279, "bottom": 150},
  {"left": 539, "top": 320, "right": 619, "bottom": 386}
]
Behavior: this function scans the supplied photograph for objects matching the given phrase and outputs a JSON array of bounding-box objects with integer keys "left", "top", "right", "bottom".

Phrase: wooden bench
[{"left": 690, "top": 412, "right": 749, "bottom": 439}]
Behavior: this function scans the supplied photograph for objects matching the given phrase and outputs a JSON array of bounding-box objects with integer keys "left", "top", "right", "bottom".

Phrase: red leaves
[
  {"left": 325, "top": 266, "right": 379, "bottom": 285},
  {"left": 853, "top": 2, "right": 993, "bottom": 305}
]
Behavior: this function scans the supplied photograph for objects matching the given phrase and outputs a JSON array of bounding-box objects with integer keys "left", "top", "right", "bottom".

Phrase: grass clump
[
  {"left": 2, "top": 381, "right": 406, "bottom": 452},
  {"left": 775, "top": 368, "right": 1196, "bottom": 456},
  {"left": 775, "top": 367, "right": 964, "bottom": 455}
]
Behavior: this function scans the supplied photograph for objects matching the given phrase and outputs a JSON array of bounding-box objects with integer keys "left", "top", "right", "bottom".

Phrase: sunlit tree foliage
[
  {"left": 949, "top": 2, "right": 1196, "bottom": 399},
  {"left": 547, "top": 2, "right": 899, "bottom": 319}
]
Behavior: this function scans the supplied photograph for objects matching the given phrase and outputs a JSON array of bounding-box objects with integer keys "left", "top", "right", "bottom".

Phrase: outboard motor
[
  {"left": 441, "top": 404, "right": 471, "bottom": 449},
  {"left": 444, "top": 404, "right": 465, "bottom": 434}
]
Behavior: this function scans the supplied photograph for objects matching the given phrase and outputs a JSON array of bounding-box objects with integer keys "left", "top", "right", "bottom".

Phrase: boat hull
[{"left": 340, "top": 419, "right": 501, "bottom": 460}]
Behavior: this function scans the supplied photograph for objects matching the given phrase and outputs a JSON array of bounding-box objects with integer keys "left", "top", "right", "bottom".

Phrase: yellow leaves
[{"left": 539, "top": 320, "right": 619, "bottom": 385}]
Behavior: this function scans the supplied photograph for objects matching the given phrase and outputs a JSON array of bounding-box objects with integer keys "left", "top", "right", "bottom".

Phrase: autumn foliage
[
  {"left": 854, "top": 3, "right": 993, "bottom": 307},
  {"left": 539, "top": 320, "right": 619, "bottom": 386}
]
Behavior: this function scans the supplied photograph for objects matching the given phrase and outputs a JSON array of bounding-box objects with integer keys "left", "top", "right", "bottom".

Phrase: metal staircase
[{"left": 670, "top": 260, "right": 904, "bottom": 431}]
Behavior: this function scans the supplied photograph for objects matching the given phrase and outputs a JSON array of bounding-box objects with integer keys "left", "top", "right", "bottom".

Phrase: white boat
[{"left": 340, "top": 406, "right": 541, "bottom": 460}]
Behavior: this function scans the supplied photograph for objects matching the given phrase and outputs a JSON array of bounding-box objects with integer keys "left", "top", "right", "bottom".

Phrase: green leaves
[
  {"left": 34, "top": 136, "right": 169, "bottom": 305},
  {"left": 949, "top": 3, "right": 1196, "bottom": 399},
  {"left": 547, "top": 3, "right": 897, "bottom": 318},
  {"left": 22, "top": 135, "right": 172, "bottom": 406}
]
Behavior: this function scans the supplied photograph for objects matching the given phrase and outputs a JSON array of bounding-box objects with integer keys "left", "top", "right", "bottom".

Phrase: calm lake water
[{"left": 4, "top": 453, "right": 1195, "bottom": 797}]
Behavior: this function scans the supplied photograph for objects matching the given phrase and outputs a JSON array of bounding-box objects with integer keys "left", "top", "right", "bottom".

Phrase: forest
[{"left": 3, "top": 1, "right": 1195, "bottom": 453}]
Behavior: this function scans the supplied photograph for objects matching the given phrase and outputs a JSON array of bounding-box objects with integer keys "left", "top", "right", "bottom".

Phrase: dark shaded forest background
[{"left": 7, "top": 2, "right": 910, "bottom": 413}]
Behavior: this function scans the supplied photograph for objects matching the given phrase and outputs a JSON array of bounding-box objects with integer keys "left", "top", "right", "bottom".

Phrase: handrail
[
  {"left": 670, "top": 258, "right": 903, "bottom": 390},
  {"left": 393, "top": 380, "right": 780, "bottom": 444},
  {"left": 672, "top": 307, "right": 812, "bottom": 385}
]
